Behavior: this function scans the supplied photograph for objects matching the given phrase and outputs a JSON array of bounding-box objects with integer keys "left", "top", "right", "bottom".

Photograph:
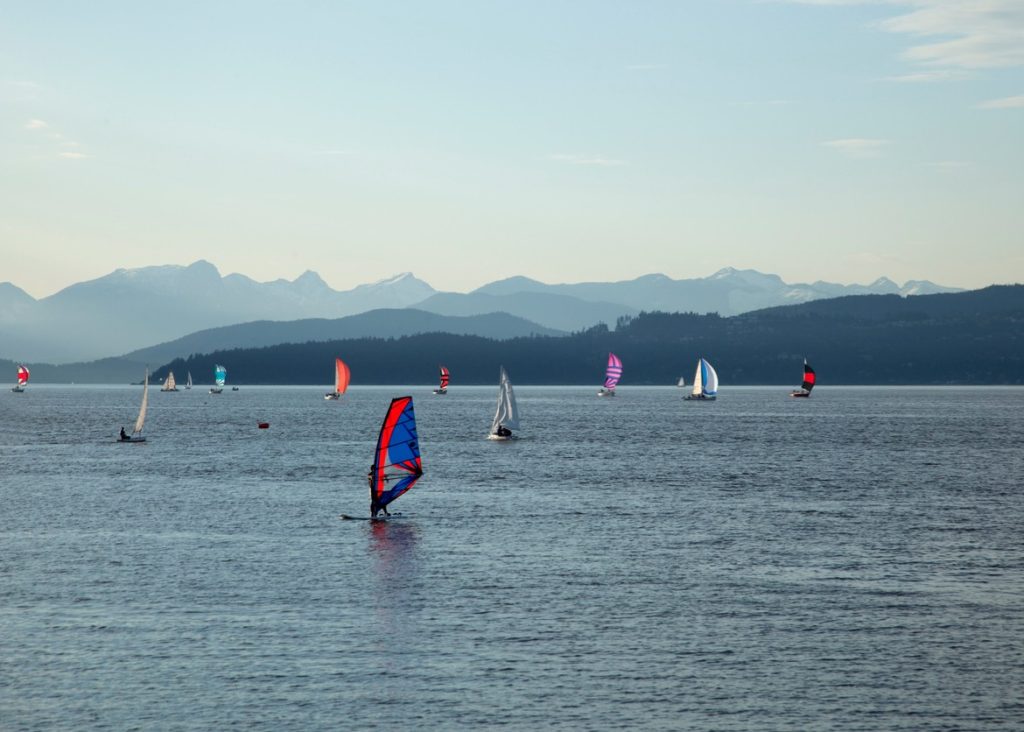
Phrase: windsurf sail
[
  {"left": 438, "top": 365, "right": 450, "bottom": 391},
  {"left": 16, "top": 365, "right": 29, "bottom": 386},
  {"left": 334, "top": 358, "right": 351, "bottom": 394},
  {"left": 133, "top": 370, "right": 149, "bottom": 436},
  {"left": 369, "top": 396, "right": 423, "bottom": 512},
  {"left": 491, "top": 367, "right": 520, "bottom": 434},
  {"left": 214, "top": 364, "right": 227, "bottom": 387},
  {"left": 800, "top": 359, "right": 816, "bottom": 393},
  {"left": 603, "top": 353, "right": 623, "bottom": 390}
]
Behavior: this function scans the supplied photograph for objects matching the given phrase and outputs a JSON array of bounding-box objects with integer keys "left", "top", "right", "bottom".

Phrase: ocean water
[{"left": 1, "top": 385, "right": 1023, "bottom": 731}]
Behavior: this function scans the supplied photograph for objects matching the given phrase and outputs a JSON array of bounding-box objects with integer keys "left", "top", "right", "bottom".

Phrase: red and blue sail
[
  {"left": 370, "top": 396, "right": 423, "bottom": 512},
  {"left": 438, "top": 366, "right": 450, "bottom": 390},
  {"left": 604, "top": 353, "right": 623, "bottom": 390}
]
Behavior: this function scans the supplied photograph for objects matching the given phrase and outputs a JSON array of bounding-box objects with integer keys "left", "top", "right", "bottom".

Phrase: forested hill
[{"left": 153, "top": 285, "right": 1024, "bottom": 386}]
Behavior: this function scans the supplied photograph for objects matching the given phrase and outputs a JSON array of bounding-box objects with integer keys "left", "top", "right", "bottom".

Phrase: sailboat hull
[
  {"left": 487, "top": 433, "right": 515, "bottom": 441},
  {"left": 11, "top": 386, "right": 24, "bottom": 393},
  {"left": 433, "top": 388, "right": 447, "bottom": 395},
  {"left": 325, "top": 392, "right": 340, "bottom": 400},
  {"left": 118, "top": 436, "right": 147, "bottom": 443},
  {"left": 684, "top": 394, "right": 716, "bottom": 401},
  {"left": 790, "top": 391, "right": 811, "bottom": 398},
  {"left": 209, "top": 388, "right": 223, "bottom": 394},
  {"left": 598, "top": 389, "right": 616, "bottom": 397}
]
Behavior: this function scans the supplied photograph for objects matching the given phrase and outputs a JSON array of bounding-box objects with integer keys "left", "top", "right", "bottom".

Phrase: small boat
[
  {"left": 676, "top": 376, "right": 686, "bottom": 388},
  {"left": 209, "top": 364, "right": 226, "bottom": 394},
  {"left": 684, "top": 358, "right": 719, "bottom": 401},
  {"left": 365, "top": 396, "right": 423, "bottom": 519},
  {"left": 790, "top": 359, "right": 816, "bottom": 398},
  {"left": 161, "top": 371, "right": 178, "bottom": 392},
  {"left": 488, "top": 367, "right": 520, "bottom": 440},
  {"left": 433, "top": 365, "right": 450, "bottom": 395},
  {"left": 325, "top": 357, "right": 351, "bottom": 400},
  {"left": 185, "top": 371, "right": 193, "bottom": 390},
  {"left": 118, "top": 370, "right": 149, "bottom": 442},
  {"left": 231, "top": 386, "right": 239, "bottom": 391},
  {"left": 598, "top": 352, "right": 622, "bottom": 397},
  {"left": 11, "top": 364, "right": 29, "bottom": 393}
]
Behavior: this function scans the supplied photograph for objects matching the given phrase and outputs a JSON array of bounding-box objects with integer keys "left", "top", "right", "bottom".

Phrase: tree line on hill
[{"left": 152, "top": 286, "right": 1024, "bottom": 386}]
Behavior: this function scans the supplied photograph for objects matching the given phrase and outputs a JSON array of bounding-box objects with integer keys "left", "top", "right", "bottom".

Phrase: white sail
[
  {"left": 677, "top": 376, "right": 685, "bottom": 387},
  {"left": 490, "top": 367, "right": 520, "bottom": 433},
  {"left": 186, "top": 371, "right": 192, "bottom": 389},
  {"left": 163, "top": 371, "right": 176, "bottom": 390},
  {"left": 133, "top": 371, "right": 149, "bottom": 436},
  {"left": 703, "top": 359, "right": 719, "bottom": 396},
  {"left": 691, "top": 360, "right": 703, "bottom": 397}
]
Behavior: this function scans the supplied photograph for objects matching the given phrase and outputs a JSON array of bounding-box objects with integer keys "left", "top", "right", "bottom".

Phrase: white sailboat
[
  {"left": 684, "top": 358, "right": 718, "bottom": 401},
  {"left": 185, "top": 371, "right": 192, "bottom": 390},
  {"left": 119, "top": 371, "right": 149, "bottom": 442},
  {"left": 676, "top": 376, "right": 686, "bottom": 388},
  {"left": 488, "top": 367, "right": 520, "bottom": 440},
  {"left": 161, "top": 371, "right": 178, "bottom": 392}
]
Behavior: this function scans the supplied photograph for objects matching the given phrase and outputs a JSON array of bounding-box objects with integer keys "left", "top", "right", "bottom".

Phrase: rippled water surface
[{"left": 2, "top": 385, "right": 1023, "bottom": 730}]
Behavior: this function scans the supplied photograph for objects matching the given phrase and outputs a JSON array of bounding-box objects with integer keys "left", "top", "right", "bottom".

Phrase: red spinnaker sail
[
  {"left": 801, "top": 360, "right": 816, "bottom": 393},
  {"left": 335, "top": 358, "right": 351, "bottom": 394},
  {"left": 16, "top": 365, "right": 29, "bottom": 386},
  {"left": 439, "top": 366, "right": 450, "bottom": 390}
]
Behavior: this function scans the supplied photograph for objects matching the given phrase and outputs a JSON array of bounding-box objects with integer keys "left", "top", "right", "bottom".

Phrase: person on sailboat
[
  {"left": 369, "top": 469, "right": 390, "bottom": 518},
  {"left": 119, "top": 426, "right": 129, "bottom": 441},
  {"left": 495, "top": 425, "right": 512, "bottom": 438}
]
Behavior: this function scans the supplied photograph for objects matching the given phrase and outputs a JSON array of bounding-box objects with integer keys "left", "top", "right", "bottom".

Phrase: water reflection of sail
[{"left": 368, "top": 522, "right": 422, "bottom": 645}]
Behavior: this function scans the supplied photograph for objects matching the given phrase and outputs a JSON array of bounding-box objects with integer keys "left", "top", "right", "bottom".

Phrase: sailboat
[
  {"left": 345, "top": 396, "right": 422, "bottom": 520},
  {"left": 11, "top": 365, "right": 29, "bottom": 393},
  {"left": 676, "top": 376, "right": 686, "bottom": 388},
  {"left": 161, "top": 371, "right": 178, "bottom": 392},
  {"left": 185, "top": 371, "right": 192, "bottom": 390},
  {"left": 118, "top": 370, "right": 149, "bottom": 442},
  {"left": 433, "top": 365, "right": 450, "bottom": 395},
  {"left": 325, "top": 357, "right": 351, "bottom": 400},
  {"left": 684, "top": 358, "right": 719, "bottom": 401},
  {"left": 790, "top": 359, "right": 816, "bottom": 398},
  {"left": 209, "top": 364, "right": 226, "bottom": 394},
  {"left": 488, "top": 367, "right": 520, "bottom": 440},
  {"left": 598, "top": 352, "right": 622, "bottom": 396}
]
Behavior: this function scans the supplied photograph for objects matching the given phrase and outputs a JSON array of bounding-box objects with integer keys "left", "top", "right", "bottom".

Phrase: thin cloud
[
  {"left": 58, "top": 151, "right": 90, "bottom": 159},
  {"left": 784, "top": 1, "right": 1024, "bottom": 71},
  {"left": 977, "top": 94, "right": 1024, "bottom": 109},
  {"left": 549, "top": 153, "right": 626, "bottom": 167},
  {"left": 821, "top": 138, "right": 890, "bottom": 158},
  {"left": 25, "top": 119, "right": 48, "bottom": 130},
  {"left": 928, "top": 160, "right": 971, "bottom": 168},
  {"left": 885, "top": 69, "right": 972, "bottom": 82}
]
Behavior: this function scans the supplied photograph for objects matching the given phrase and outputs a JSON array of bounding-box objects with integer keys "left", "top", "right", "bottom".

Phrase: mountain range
[
  {"left": 149, "top": 285, "right": 1024, "bottom": 386},
  {"left": 0, "top": 260, "right": 961, "bottom": 363}
]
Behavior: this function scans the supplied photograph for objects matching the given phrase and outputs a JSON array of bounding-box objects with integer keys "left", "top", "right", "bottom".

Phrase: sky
[{"left": 2, "top": 0, "right": 1022, "bottom": 298}]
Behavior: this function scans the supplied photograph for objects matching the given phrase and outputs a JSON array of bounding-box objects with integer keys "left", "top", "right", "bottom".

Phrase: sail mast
[{"left": 133, "top": 371, "right": 149, "bottom": 436}]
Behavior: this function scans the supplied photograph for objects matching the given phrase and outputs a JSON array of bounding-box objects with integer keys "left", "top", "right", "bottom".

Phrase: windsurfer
[{"left": 369, "top": 469, "right": 390, "bottom": 518}]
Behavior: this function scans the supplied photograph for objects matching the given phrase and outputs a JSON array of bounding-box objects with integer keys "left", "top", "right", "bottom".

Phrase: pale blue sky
[{"left": 2, "top": 0, "right": 1022, "bottom": 297}]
